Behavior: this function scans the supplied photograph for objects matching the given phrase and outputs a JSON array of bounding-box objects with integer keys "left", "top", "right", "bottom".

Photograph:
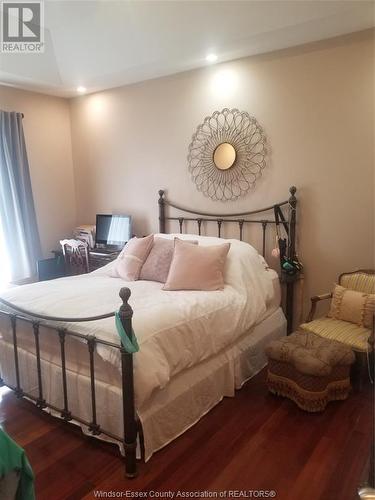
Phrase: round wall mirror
[
  {"left": 188, "top": 108, "right": 267, "bottom": 201},
  {"left": 213, "top": 142, "right": 236, "bottom": 170}
]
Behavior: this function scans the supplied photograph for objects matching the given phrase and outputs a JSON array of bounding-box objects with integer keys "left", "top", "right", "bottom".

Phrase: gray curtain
[{"left": 0, "top": 111, "right": 42, "bottom": 281}]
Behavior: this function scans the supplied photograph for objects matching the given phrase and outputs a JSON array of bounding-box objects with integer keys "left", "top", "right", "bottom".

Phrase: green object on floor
[{"left": 0, "top": 427, "right": 35, "bottom": 500}]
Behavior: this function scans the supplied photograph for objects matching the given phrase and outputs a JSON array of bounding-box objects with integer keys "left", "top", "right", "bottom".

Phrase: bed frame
[{"left": 0, "top": 186, "right": 298, "bottom": 479}]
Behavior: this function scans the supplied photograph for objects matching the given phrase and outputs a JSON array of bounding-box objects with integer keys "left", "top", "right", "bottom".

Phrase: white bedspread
[{"left": 0, "top": 236, "right": 277, "bottom": 409}]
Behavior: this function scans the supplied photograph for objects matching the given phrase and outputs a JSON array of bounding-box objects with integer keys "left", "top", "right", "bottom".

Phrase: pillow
[
  {"left": 115, "top": 234, "right": 154, "bottom": 281},
  {"left": 163, "top": 239, "right": 230, "bottom": 291},
  {"left": 140, "top": 237, "right": 197, "bottom": 283},
  {"left": 328, "top": 284, "right": 375, "bottom": 328},
  {"left": 155, "top": 233, "right": 271, "bottom": 294}
]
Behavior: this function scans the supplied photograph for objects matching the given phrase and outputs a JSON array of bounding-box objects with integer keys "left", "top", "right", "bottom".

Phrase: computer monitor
[{"left": 95, "top": 214, "right": 132, "bottom": 248}]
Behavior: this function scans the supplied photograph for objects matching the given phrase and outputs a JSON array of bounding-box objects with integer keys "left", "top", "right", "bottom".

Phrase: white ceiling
[{"left": 0, "top": 0, "right": 374, "bottom": 98}]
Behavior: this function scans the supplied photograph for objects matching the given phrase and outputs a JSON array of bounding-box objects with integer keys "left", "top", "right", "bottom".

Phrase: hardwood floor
[{"left": 0, "top": 370, "right": 372, "bottom": 500}]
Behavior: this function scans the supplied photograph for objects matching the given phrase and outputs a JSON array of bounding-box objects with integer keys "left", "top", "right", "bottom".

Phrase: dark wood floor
[{"left": 0, "top": 370, "right": 372, "bottom": 500}]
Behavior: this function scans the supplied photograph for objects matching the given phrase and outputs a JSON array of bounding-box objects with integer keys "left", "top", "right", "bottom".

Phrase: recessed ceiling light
[
  {"left": 77, "top": 86, "right": 87, "bottom": 93},
  {"left": 206, "top": 53, "right": 218, "bottom": 63}
]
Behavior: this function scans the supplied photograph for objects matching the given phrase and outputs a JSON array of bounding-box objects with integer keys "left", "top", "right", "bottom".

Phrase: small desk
[{"left": 89, "top": 249, "right": 121, "bottom": 271}]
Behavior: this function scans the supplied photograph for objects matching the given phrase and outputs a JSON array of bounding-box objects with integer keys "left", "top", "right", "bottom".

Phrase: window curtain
[{"left": 0, "top": 111, "right": 41, "bottom": 282}]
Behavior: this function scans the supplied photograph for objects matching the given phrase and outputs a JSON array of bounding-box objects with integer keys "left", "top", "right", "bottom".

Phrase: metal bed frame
[{"left": 0, "top": 186, "right": 298, "bottom": 479}]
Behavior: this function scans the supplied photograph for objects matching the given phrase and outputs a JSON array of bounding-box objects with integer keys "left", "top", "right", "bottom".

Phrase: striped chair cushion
[
  {"left": 340, "top": 272, "right": 375, "bottom": 294},
  {"left": 300, "top": 318, "right": 371, "bottom": 352}
]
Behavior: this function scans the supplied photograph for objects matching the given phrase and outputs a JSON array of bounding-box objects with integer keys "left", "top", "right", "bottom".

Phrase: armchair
[{"left": 301, "top": 269, "right": 375, "bottom": 386}]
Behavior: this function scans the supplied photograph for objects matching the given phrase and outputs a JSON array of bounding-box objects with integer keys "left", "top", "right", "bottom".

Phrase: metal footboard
[{"left": 0, "top": 286, "right": 138, "bottom": 478}]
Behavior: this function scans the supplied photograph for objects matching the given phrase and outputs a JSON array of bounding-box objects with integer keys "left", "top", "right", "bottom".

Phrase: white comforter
[{"left": 0, "top": 235, "right": 278, "bottom": 408}]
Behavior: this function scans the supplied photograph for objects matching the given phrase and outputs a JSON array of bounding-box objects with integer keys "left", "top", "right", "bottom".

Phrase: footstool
[{"left": 265, "top": 330, "right": 355, "bottom": 412}]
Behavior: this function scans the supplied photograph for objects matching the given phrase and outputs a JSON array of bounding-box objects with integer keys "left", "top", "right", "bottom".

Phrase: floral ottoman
[{"left": 265, "top": 330, "right": 355, "bottom": 412}]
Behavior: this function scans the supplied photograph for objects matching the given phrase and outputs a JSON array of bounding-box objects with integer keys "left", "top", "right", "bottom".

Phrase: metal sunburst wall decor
[{"left": 187, "top": 108, "right": 267, "bottom": 201}]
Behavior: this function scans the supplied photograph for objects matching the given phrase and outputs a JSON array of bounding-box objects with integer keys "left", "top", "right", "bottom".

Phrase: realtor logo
[{"left": 1, "top": 1, "right": 44, "bottom": 53}]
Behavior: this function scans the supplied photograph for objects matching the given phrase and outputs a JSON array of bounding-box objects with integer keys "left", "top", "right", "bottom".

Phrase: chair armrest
[{"left": 306, "top": 292, "right": 332, "bottom": 323}]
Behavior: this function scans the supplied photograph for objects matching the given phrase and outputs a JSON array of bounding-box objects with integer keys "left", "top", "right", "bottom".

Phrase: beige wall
[
  {"left": 69, "top": 30, "right": 374, "bottom": 318},
  {"left": 0, "top": 85, "right": 76, "bottom": 258}
]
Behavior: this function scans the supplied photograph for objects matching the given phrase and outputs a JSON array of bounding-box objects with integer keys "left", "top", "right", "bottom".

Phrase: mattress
[{"left": 0, "top": 276, "right": 281, "bottom": 392}]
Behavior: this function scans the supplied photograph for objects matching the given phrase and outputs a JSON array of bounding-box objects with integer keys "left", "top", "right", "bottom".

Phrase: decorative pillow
[
  {"left": 163, "top": 239, "right": 230, "bottom": 291},
  {"left": 327, "top": 284, "right": 375, "bottom": 329},
  {"left": 140, "top": 237, "right": 197, "bottom": 283},
  {"left": 115, "top": 234, "right": 154, "bottom": 281}
]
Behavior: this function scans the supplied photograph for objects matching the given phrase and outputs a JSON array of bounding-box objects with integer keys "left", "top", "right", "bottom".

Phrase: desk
[{"left": 89, "top": 249, "right": 120, "bottom": 271}]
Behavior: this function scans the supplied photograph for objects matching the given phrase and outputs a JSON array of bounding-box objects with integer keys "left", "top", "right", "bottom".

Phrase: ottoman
[{"left": 265, "top": 330, "right": 355, "bottom": 412}]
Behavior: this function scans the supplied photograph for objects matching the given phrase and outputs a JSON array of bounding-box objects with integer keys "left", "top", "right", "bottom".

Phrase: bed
[{"left": 0, "top": 187, "right": 298, "bottom": 477}]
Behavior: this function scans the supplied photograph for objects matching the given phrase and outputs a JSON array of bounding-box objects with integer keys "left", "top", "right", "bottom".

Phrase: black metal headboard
[
  {"left": 157, "top": 186, "right": 298, "bottom": 332},
  {"left": 158, "top": 186, "right": 297, "bottom": 259}
]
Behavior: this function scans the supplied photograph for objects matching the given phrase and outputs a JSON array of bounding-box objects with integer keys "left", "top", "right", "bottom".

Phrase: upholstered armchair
[{"left": 300, "top": 270, "right": 375, "bottom": 386}]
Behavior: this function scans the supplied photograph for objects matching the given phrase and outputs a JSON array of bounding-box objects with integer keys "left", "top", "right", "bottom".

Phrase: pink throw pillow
[
  {"left": 163, "top": 239, "right": 230, "bottom": 291},
  {"left": 115, "top": 234, "right": 154, "bottom": 281},
  {"left": 140, "top": 237, "right": 197, "bottom": 283}
]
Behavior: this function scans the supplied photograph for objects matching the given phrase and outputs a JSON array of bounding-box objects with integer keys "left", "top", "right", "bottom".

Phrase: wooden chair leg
[{"left": 355, "top": 353, "right": 368, "bottom": 391}]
